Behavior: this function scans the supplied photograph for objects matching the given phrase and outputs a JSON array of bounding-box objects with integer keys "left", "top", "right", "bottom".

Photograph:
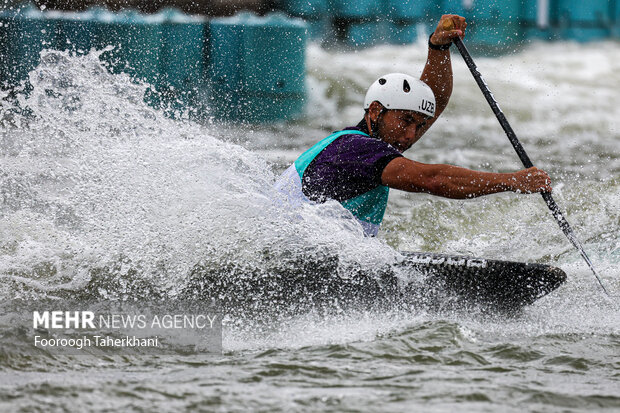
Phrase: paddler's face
[
  {"left": 367, "top": 102, "right": 428, "bottom": 152},
  {"left": 377, "top": 109, "right": 428, "bottom": 152}
]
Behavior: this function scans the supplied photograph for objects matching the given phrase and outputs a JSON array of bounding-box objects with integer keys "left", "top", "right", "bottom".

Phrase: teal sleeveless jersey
[{"left": 278, "top": 130, "right": 390, "bottom": 236}]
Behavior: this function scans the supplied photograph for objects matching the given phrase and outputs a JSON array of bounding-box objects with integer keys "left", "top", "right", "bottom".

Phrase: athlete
[{"left": 274, "top": 14, "right": 552, "bottom": 237}]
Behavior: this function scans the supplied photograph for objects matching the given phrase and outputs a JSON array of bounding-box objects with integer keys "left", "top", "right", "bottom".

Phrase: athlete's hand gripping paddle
[{"left": 442, "top": 19, "right": 609, "bottom": 295}]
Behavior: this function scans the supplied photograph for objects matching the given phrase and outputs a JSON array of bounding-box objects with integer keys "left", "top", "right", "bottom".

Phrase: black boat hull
[
  {"left": 399, "top": 252, "right": 566, "bottom": 311},
  {"left": 184, "top": 251, "right": 567, "bottom": 314}
]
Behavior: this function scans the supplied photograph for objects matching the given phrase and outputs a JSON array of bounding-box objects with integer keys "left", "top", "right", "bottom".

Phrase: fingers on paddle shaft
[
  {"left": 432, "top": 14, "right": 466, "bottom": 45},
  {"left": 513, "top": 167, "right": 553, "bottom": 194}
]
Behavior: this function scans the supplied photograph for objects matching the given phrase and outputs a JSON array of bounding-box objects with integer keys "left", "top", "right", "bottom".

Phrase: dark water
[{"left": 1, "top": 41, "right": 619, "bottom": 411}]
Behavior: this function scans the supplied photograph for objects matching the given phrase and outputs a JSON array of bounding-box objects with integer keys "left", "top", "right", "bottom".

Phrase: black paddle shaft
[{"left": 452, "top": 37, "right": 608, "bottom": 294}]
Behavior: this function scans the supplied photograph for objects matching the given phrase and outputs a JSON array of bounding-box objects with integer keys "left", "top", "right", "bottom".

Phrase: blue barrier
[
  {"left": 441, "top": 0, "right": 522, "bottom": 51},
  {"left": 385, "top": 0, "right": 433, "bottom": 44},
  {"left": 2, "top": 1, "right": 617, "bottom": 124},
  {"left": 207, "top": 13, "right": 307, "bottom": 122},
  {"left": 281, "top": 0, "right": 328, "bottom": 17},
  {"left": 441, "top": 0, "right": 474, "bottom": 18},
  {"left": 614, "top": 0, "right": 620, "bottom": 38},
  {"left": 304, "top": 18, "right": 330, "bottom": 41},
  {"left": 329, "top": 0, "right": 384, "bottom": 47},
  {"left": 330, "top": 0, "right": 382, "bottom": 19},
  {"left": 556, "top": 0, "right": 610, "bottom": 24},
  {"left": 0, "top": 5, "right": 55, "bottom": 88},
  {"left": 243, "top": 15, "right": 306, "bottom": 95},
  {"left": 386, "top": 0, "right": 428, "bottom": 20},
  {"left": 556, "top": 0, "right": 611, "bottom": 42},
  {"left": 158, "top": 10, "right": 207, "bottom": 91},
  {"left": 47, "top": 8, "right": 104, "bottom": 54},
  {"left": 519, "top": 0, "right": 554, "bottom": 41},
  {"left": 387, "top": 21, "right": 421, "bottom": 44},
  {"left": 328, "top": 18, "right": 385, "bottom": 48},
  {"left": 0, "top": 6, "right": 308, "bottom": 122},
  {"left": 94, "top": 9, "right": 163, "bottom": 84},
  {"left": 344, "top": 21, "right": 384, "bottom": 48},
  {"left": 149, "top": 8, "right": 209, "bottom": 115},
  {"left": 280, "top": 0, "right": 328, "bottom": 40}
]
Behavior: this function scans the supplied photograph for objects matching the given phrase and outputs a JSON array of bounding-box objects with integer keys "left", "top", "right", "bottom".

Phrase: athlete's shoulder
[
  {"left": 334, "top": 127, "right": 400, "bottom": 153},
  {"left": 334, "top": 126, "right": 369, "bottom": 138}
]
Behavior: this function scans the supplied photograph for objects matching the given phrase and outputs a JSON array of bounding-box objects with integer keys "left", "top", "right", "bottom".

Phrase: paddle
[{"left": 446, "top": 32, "right": 609, "bottom": 295}]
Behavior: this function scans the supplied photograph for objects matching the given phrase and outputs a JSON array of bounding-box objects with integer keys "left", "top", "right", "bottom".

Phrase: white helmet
[{"left": 364, "top": 73, "right": 436, "bottom": 118}]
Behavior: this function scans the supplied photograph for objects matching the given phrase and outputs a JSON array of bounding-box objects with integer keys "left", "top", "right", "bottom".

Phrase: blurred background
[
  {"left": 1, "top": 0, "right": 619, "bottom": 123},
  {"left": 22, "top": 0, "right": 275, "bottom": 15}
]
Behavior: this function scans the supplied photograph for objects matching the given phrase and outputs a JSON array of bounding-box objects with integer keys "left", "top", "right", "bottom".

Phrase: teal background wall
[{"left": 1, "top": 1, "right": 618, "bottom": 123}]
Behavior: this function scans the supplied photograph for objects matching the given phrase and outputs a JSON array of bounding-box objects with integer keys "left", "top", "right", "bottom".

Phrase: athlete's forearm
[
  {"left": 420, "top": 164, "right": 517, "bottom": 199},
  {"left": 382, "top": 158, "right": 552, "bottom": 199}
]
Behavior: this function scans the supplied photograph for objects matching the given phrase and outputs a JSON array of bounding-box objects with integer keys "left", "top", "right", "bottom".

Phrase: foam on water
[{"left": 0, "top": 50, "right": 400, "bottom": 303}]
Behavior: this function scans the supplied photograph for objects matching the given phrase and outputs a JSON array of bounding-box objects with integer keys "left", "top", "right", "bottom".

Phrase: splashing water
[{"left": 0, "top": 49, "right": 403, "bottom": 305}]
